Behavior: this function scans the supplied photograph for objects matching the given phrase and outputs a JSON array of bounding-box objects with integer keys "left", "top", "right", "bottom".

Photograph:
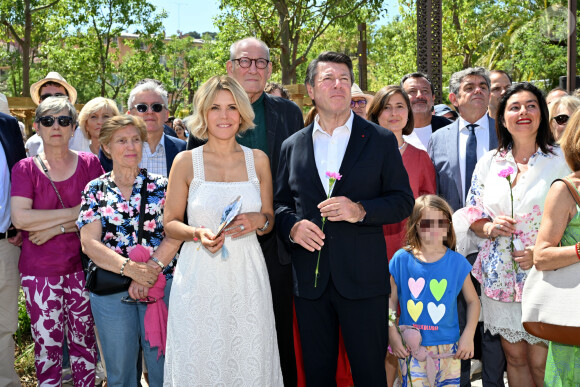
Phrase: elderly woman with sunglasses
[
  {"left": 77, "top": 115, "right": 181, "bottom": 386},
  {"left": 10, "top": 96, "right": 104, "bottom": 386},
  {"left": 549, "top": 95, "right": 580, "bottom": 141}
]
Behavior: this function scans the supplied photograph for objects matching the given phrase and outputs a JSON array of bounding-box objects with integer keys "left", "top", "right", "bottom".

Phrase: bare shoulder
[
  {"left": 170, "top": 150, "right": 194, "bottom": 180},
  {"left": 252, "top": 149, "right": 270, "bottom": 168}
]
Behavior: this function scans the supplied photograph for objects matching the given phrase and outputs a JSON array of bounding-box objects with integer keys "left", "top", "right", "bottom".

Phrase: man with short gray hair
[{"left": 99, "top": 80, "right": 186, "bottom": 174}]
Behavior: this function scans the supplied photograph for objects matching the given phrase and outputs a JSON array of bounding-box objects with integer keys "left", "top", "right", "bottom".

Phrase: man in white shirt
[
  {"left": 429, "top": 67, "right": 504, "bottom": 387},
  {"left": 400, "top": 72, "right": 452, "bottom": 150},
  {"left": 274, "top": 51, "right": 413, "bottom": 386},
  {"left": 0, "top": 109, "right": 26, "bottom": 387}
]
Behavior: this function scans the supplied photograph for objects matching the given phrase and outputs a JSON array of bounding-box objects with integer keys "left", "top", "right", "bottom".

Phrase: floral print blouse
[
  {"left": 76, "top": 169, "right": 175, "bottom": 275},
  {"left": 463, "top": 145, "right": 570, "bottom": 302}
]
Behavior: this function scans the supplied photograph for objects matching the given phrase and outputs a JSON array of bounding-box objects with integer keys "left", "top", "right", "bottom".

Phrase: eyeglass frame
[
  {"left": 232, "top": 57, "right": 270, "bottom": 69},
  {"left": 131, "top": 103, "right": 167, "bottom": 114},
  {"left": 552, "top": 114, "right": 570, "bottom": 125},
  {"left": 350, "top": 99, "right": 368, "bottom": 108},
  {"left": 36, "top": 115, "right": 74, "bottom": 128}
]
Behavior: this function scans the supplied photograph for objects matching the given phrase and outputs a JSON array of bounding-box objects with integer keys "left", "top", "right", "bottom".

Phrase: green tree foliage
[
  {"left": 216, "top": 0, "right": 384, "bottom": 84},
  {"left": 0, "top": 0, "right": 62, "bottom": 96}
]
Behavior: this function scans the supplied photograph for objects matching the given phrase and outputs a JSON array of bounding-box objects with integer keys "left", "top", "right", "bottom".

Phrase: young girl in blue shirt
[{"left": 389, "top": 195, "right": 480, "bottom": 386}]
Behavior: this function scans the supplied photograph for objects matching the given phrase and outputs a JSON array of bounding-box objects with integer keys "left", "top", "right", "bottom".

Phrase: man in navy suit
[
  {"left": 274, "top": 52, "right": 414, "bottom": 386},
  {"left": 99, "top": 80, "right": 186, "bottom": 175},
  {"left": 429, "top": 67, "right": 504, "bottom": 387},
  {"left": 0, "top": 108, "right": 26, "bottom": 386}
]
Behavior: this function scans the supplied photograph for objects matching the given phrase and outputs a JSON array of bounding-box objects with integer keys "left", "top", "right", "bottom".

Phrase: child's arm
[
  {"left": 388, "top": 275, "right": 410, "bottom": 358},
  {"left": 455, "top": 275, "right": 480, "bottom": 360}
]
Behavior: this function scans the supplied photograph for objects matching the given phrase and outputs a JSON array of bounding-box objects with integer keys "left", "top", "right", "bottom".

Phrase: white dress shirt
[
  {"left": 0, "top": 143, "right": 11, "bottom": 233},
  {"left": 312, "top": 112, "right": 354, "bottom": 195},
  {"left": 403, "top": 124, "right": 431, "bottom": 151},
  {"left": 458, "top": 114, "right": 491, "bottom": 203},
  {"left": 140, "top": 133, "right": 168, "bottom": 177}
]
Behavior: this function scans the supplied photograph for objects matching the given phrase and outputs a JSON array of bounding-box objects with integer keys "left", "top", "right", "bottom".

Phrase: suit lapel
[
  {"left": 488, "top": 116, "right": 498, "bottom": 149},
  {"left": 334, "top": 115, "right": 369, "bottom": 194},
  {"left": 164, "top": 135, "right": 176, "bottom": 172},
  {"left": 263, "top": 93, "right": 277, "bottom": 156},
  {"left": 450, "top": 121, "right": 463, "bottom": 201}
]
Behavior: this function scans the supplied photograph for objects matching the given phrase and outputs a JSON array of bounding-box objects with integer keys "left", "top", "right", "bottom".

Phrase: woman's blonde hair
[
  {"left": 187, "top": 75, "right": 255, "bottom": 140},
  {"left": 99, "top": 115, "right": 147, "bottom": 158},
  {"left": 404, "top": 195, "right": 456, "bottom": 252},
  {"left": 78, "top": 97, "right": 120, "bottom": 139},
  {"left": 559, "top": 109, "right": 580, "bottom": 171}
]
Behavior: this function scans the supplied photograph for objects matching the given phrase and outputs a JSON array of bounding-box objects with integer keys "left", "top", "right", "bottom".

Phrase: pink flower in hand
[
  {"left": 498, "top": 167, "right": 514, "bottom": 179},
  {"left": 325, "top": 171, "right": 342, "bottom": 180}
]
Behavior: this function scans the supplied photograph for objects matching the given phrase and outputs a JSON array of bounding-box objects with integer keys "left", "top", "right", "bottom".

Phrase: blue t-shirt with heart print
[{"left": 390, "top": 248, "right": 472, "bottom": 346}]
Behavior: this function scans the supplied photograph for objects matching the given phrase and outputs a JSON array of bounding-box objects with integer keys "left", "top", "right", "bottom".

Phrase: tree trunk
[{"left": 21, "top": 0, "right": 32, "bottom": 97}]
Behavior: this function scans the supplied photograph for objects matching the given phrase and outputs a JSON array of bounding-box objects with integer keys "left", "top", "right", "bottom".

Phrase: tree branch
[{"left": 30, "top": 0, "right": 60, "bottom": 14}]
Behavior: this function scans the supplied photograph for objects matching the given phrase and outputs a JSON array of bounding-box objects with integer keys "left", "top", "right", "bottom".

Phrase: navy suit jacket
[
  {"left": 274, "top": 114, "right": 414, "bottom": 300},
  {"left": 99, "top": 134, "right": 186, "bottom": 174},
  {"left": 0, "top": 112, "right": 26, "bottom": 173},
  {"left": 428, "top": 115, "right": 498, "bottom": 212},
  {"left": 431, "top": 114, "right": 453, "bottom": 131}
]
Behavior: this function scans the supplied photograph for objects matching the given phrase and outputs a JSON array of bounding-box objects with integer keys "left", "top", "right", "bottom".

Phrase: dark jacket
[
  {"left": 0, "top": 112, "right": 26, "bottom": 173},
  {"left": 274, "top": 114, "right": 414, "bottom": 299}
]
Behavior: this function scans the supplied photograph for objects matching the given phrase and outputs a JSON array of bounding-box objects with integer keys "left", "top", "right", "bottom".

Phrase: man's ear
[
  {"left": 226, "top": 60, "right": 234, "bottom": 76},
  {"left": 449, "top": 93, "right": 458, "bottom": 109}
]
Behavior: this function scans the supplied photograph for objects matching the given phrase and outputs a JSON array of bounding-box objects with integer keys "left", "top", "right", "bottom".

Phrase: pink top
[
  {"left": 11, "top": 152, "right": 104, "bottom": 276},
  {"left": 383, "top": 144, "right": 436, "bottom": 259}
]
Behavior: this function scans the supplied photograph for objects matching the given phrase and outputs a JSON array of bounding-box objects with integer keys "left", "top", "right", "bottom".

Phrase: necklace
[{"left": 398, "top": 141, "right": 407, "bottom": 150}]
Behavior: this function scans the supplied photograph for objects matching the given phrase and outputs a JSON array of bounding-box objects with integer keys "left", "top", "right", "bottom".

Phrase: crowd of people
[{"left": 1, "top": 35, "right": 580, "bottom": 387}]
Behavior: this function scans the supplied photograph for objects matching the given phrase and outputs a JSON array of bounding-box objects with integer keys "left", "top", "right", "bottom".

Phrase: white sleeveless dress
[{"left": 164, "top": 146, "right": 283, "bottom": 386}]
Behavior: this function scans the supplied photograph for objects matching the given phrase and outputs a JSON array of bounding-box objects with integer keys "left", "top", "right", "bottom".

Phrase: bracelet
[
  {"left": 576, "top": 242, "right": 580, "bottom": 260},
  {"left": 60, "top": 224, "right": 65, "bottom": 234},
  {"left": 120, "top": 257, "right": 130, "bottom": 276},
  {"left": 193, "top": 227, "right": 199, "bottom": 242},
  {"left": 150, "top": 257, "right": 164, "bottom": 270}
]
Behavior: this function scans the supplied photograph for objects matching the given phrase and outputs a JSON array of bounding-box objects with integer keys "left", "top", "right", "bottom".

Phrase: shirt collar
[
  {"left": 496, "top": 143, "right": 556, "bottom": 162},
  {"left": 145, "top": 133, "right": 165, "bottom": 153},
  {"left": 312, "top": 111, "right": 354, "bottom": 138},
  {"left": 459, "top": 114, "right": 489, "bottom": 132}
]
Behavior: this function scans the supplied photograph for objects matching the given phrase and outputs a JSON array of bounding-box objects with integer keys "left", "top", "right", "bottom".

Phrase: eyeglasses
[
  {"left": 419, "top": 219, "right": 450, "bottom": 229},
  {"left": 553, "top": 114, "right": 569, "bottom": 125},
  {"left": 121, "top": 296, "right": 157, "bottom": 305},
  {"left": 132, "top": 103, "right": 166, "bottom": 113},
  {"left": 36, "top": 115, "right": 73, "bottom": 127},
  {"left": 39, "top": 93, "right": 66, "bottom": 102},
  {"left": 233, "top": 57, "right": 270, "bottom": 69},
  {"left": 351, "top": 99, "right": 367, "bottom": 108}
]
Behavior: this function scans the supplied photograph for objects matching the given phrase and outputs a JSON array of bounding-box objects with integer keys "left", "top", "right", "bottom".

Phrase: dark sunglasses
[
  {"left": 121, "top": 296, "right": 157, "bottom": 305},
  {"left": 39, "top": 93, "right": 66, "bottom": 102},
  {"left": 36, "top": 115, "right": 73, "bottom": 127},
  {"left": 133, "top": 103, "right": 165, "bottom": 113},
  {"left": 351, "top": 99, "right": 367, "bottom": 108},
  {"left": 419, "top": 219, "right": 450, "bottom": 229},
  {"left": 553, "top": 114, "right": 569, "bottom": 125}
]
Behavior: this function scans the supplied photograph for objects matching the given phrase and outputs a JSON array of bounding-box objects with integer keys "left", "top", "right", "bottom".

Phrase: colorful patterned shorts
[{"left": 398, "top": 343, "right": 460, "bottom": 387}]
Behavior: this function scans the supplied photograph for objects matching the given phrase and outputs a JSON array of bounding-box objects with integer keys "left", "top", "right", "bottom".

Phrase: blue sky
[{"left": 149, "top": 0, "right": 400, "bottom": 36}]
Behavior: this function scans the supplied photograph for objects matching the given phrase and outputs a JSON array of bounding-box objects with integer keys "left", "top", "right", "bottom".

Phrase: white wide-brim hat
[
  {"left": 351, "top": 83, "right": 373, "bottom": 101},
  {"left": 29, "top": 72, "right": 77, "bottom": 105}
]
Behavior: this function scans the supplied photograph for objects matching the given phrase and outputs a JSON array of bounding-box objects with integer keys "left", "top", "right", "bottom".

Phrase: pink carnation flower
[
  {"left": 325, "top": 171, "right": 342, "bottom": 180},
  {"left": 498, "top": 167, "right": 514, "bottom": 179}
]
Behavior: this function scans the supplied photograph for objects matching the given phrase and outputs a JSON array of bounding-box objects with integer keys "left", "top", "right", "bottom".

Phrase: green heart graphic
[{"left": 430, "top": 279, "right": 447, "bottom": 301}]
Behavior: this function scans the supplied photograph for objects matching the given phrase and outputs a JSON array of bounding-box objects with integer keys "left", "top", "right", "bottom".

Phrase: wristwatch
[
  {"left": 60, "top": 224, "right": 65, "bottom": 234},
  {"left": 258, "top": 217, "right": 269, "bottom": 232}
]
